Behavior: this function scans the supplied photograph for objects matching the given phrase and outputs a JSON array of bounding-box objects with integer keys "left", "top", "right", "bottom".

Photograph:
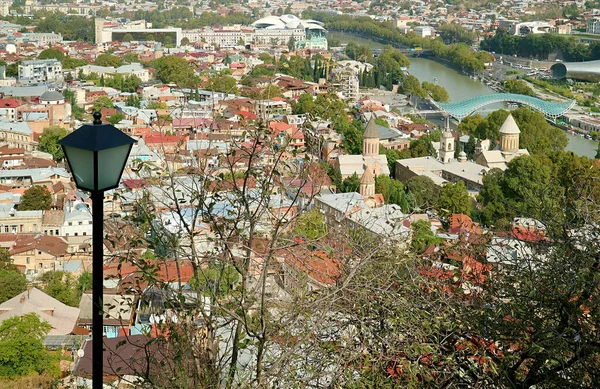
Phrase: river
[{"left": 328, "top": 31, "right": 598, "bottom": 158}]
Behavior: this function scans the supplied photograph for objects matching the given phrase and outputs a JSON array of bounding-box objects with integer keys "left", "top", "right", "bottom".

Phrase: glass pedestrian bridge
[{"left": 435, "top": 93, "right": 575, "bottom": 121}]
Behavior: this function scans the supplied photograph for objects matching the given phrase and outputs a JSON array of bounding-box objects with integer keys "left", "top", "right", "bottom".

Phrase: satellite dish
[{"left": 77, "top": 349, "right": 85, "bottom": 358}]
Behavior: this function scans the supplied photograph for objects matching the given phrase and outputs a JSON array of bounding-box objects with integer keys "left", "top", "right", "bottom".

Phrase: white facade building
[
  {"left": 588, "top": 18, "right": 600, "bottom": 35},
  {"left": 413, "top": 26, "right": 434, "bottom": 38},
  {"left": 18, "top": 59, "right": 63, "bottom": 83},
  {"left": 62, "top": 200, "right": 93, "bottom": 237}
]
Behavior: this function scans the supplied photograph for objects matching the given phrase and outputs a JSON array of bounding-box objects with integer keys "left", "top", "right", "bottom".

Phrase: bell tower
[{"left": 439, "top": 130, "right": 454, "bottom": 164}]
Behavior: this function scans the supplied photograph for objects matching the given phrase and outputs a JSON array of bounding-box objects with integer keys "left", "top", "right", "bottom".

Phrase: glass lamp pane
[
  {"left": 63, "top": 146, "right": 96, "bottom": 191},
  {"left": 97, "top": 144, "right": 132, "bottom": 191}
]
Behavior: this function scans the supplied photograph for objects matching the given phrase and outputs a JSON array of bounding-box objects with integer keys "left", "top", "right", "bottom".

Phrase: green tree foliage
[
  {"left": 152, "top": 55, "right": 196, "bottom": 87},
  {"left": 147, "top": 101, "right": 168, "bottom": 110},
  {"left": 341, "top": 172, "right": 361, "bottom": 193},
  {"left": 408, "top": 135, "right": 437, "bottom": 158},
  {"left": 126, "top": 94, "right": 141, "bottom": 108},
  {"left": 422, "top": 81, "right": 450, "bottom": 102},
  {"left": 250, "top": 64, "right": 275, "bottom": 78},
  {"left": 260, "top": 84, "right": 283, "bottom": 99},
  {"left": 410, "top": 220, "right": 442, "bottom": 254},
  {"left": 33, "top": 13, "right": 95, "bottom": 42},
  {"left": 181, "top": 37, "right": 190, "bottom": 46},
  {"left": 0, "top": 246, "right": 26, "bottom": 304},
  {"left": 0, "top": 313, "right": 59, "bottom": 378},
  {"left": 303, "top": 11, "right": 489, "bottom": 74},
  {"left": 38, "top": 48, "right": 64, "bottom": 61},
  {"left": 477, "top": 154, "right": 570, "bottom": 228},
  {"left": 208, "top": 72, "right": 238, "bottom": 94},
  {"left": 0, "top": 270, "right": 26, "bottom": 304},
  {"left": 122, "top": 33, "right": 134, "bottom": 42},
  {"left": 39, "top": 125, "right": 68, "bottom": 162},
  {"left": 345, "top": 42, "right": 373, "bottom": 62},
  {"left": 292, "top": 93, "right": 315, "bottom": 115},
  {"left": 77, "top": 271, "right": 92, "bottom": 294},
  {"left": 458, "top": 108, "right": 567, "bottom": 155},
  {"left": 94, "top": 53, "right": 121, "bottom": 68},
  {"left": 338, "top": 117, "right": 364, "bottom": 155},
  {"left": 191, "top": 262, "right": 239, "bottom": 297},
  {"left": 407, "top": 175, "right": 440, "bottom": 210},
  {"left": 503, "top": 79, "right": 535, "bottom": 96},
  {"left": 400, "top": 75, "right": 427, "bottom": 98},
  {"left": 122, "top": 52, "right": 141, "bottom": 64},
  {"left": 437, "top": 181, "right": 471, "bottom": 217},
  {"left": 61, "top": 56, "right": 88, "bottom": 70},
  {"left": 19, "top": 185, "right": 52, "bottom": 211},
  {"left": 92, "top": 95, "right": 114, "bottom": 112},
  {"left": 107, "top": 112, "right": 125, "bottom": 125},
  {"left": 375, "top": 175, "right": 412, "bottom": 212},
  {"left": 436, "top": 23, "right": 477, "bottom": 45},
  {"left": 40, "top": 271, "right": 81, "bottom": 307},
  {"left": 104, "top": 74, "right": 142, "bottom": 93},
  {"left": 258, "top": 52, "right": 274, "bottom": 64},
  {"left": 480, "top": 28, "right": 600, "bottom": 62},
  {"left": 293, "top": 208, "right": 327, "bottom": 241}
]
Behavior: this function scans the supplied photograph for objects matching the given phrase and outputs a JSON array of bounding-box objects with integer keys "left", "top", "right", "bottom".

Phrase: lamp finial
[{"left": 93, "top": 112, "right": 102, "bottom": 125}]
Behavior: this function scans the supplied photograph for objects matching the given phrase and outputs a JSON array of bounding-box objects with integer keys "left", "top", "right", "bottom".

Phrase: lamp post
[{"left": 59, "top": 112, "right": 136, "bottom": 389}]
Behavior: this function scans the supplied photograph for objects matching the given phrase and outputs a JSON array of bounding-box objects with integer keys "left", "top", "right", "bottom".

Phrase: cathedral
[
  {"left": 475, "top": 113, "right": 529, "bottom": 170},
  {"left": 336, "top": 118, "right": 389, "bottom": 196}
]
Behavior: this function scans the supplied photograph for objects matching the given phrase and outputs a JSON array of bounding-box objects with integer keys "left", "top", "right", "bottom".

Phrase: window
[
  {"left": 26, "top": 257, "right": 30, "bottom": 264},
  {"left": 79, "top": 221, "right": 82, "bottom": 225},
  {"left": 74, "top": 233, "right": 78, "bottom": 236},
  {"left": 83, "top": 232, "right": 86, "bottom": 236},
  {"left": 3, "top": 226, "right": 7, "bottom": 233},
  {"left": 38, "top": 251, "right": 41, "bottom": 255},
  {"left": 39, "top": 263, "right": 43, "bottom": 268},
  {"left": 55, "top": 230, "right": 58, "bottom": 235},
  {"left": 20, "top": 225, "right": 23, "bottom": 232},
  {"left": 68, "top": 222, "right": 72, "bottom": 226}
]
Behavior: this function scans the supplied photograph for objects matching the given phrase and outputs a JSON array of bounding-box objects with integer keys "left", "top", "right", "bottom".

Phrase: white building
[
  {"left": 62, "top": 199, "right": 92, "bottom": 238},
  {"left": 12, "top": 33, "right": 63, "bottom": 46},
  {"left": 414, "top": 26, "right": 434, "bottom": 38},
  {"left": 18, "top": 59, "right": 63, "bottom": 83},
  {"left": 588, "top": 18, "right": 600, "bottom": 35},
  {"left": 182, "top": 26, "right": 254, "bottom": 48},
  {"left": 0, "top": 1, "right": 10, "bottom": 17},
  {"left": 77, "top": 62, "right": 151, "bottom": 82},
  {"left": 514, "top": 21, "right": 557, "bottom": 36}
]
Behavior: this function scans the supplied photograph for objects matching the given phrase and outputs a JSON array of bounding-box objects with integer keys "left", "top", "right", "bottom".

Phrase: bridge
[
  {"left": 372, "top": 48, "right": 432, "bottom": 57},
  {"left": 430, "top": 93, "right": 575, "bottom": 121}
]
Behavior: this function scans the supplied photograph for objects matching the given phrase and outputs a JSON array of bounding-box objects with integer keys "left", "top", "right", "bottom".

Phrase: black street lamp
[{"left": 59, "top": 112, "right": 136, "bottom": 389}]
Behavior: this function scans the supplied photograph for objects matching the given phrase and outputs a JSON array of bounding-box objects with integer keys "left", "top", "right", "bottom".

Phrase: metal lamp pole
[
  {"left": 91, "top": 190, "right": 104, "bottom": 389},
  {"left": 58, "top": 112, "right": 136, "bottom": 389}
]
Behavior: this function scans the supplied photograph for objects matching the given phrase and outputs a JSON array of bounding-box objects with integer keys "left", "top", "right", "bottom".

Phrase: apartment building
[{"left": 18, "top": 59, "right": 63, "bottom": 83}]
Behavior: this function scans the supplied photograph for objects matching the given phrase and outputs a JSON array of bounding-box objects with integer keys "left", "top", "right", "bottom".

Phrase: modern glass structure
[
  {"left": 434, "top": 93, "right": 575, "bottom": 120},
  {"left": 551, "top": 60, "right": 600, "bottom": 82}
]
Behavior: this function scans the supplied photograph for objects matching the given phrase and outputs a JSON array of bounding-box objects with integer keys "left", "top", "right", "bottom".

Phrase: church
[
  {"left": 336, "top": 119, "right": 389, "bottom": 195},
  {"left": 475, "top": 113, "right": 529, "bottom": 170}
]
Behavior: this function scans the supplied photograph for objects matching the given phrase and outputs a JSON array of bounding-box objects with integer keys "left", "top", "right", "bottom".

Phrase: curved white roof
[{"left": 252, "top": 14, "right": 326, "bottom": 31}]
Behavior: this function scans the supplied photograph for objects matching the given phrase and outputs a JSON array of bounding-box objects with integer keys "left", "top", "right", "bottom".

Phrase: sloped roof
[
  {"left": 360, "top": 163, "right": 376, "bottom": 185},
  {"left": 39, "top": 91, "right": 64, "bottom": 102},
  {"left": 0, "top": 288, "right": 80, "bottom": 335},
  {"left": 9, "top": 235, "right": 68, "bottom": 257},
  {"left": 363, "top": 118, "right": 380, "bottom": 139},
  {"left": 499, "top": 114, "right": 520, "bottom": 134}
]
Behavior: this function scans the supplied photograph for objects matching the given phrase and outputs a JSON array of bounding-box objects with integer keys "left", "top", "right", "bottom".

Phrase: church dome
[{"left": 499, "top": 113, "right": 521, "bottom": 134}]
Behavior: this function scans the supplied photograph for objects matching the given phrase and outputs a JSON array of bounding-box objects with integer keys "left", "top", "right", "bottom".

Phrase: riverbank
[{"left": 329, "top": 31, "right": 598, "bottom": 157}]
